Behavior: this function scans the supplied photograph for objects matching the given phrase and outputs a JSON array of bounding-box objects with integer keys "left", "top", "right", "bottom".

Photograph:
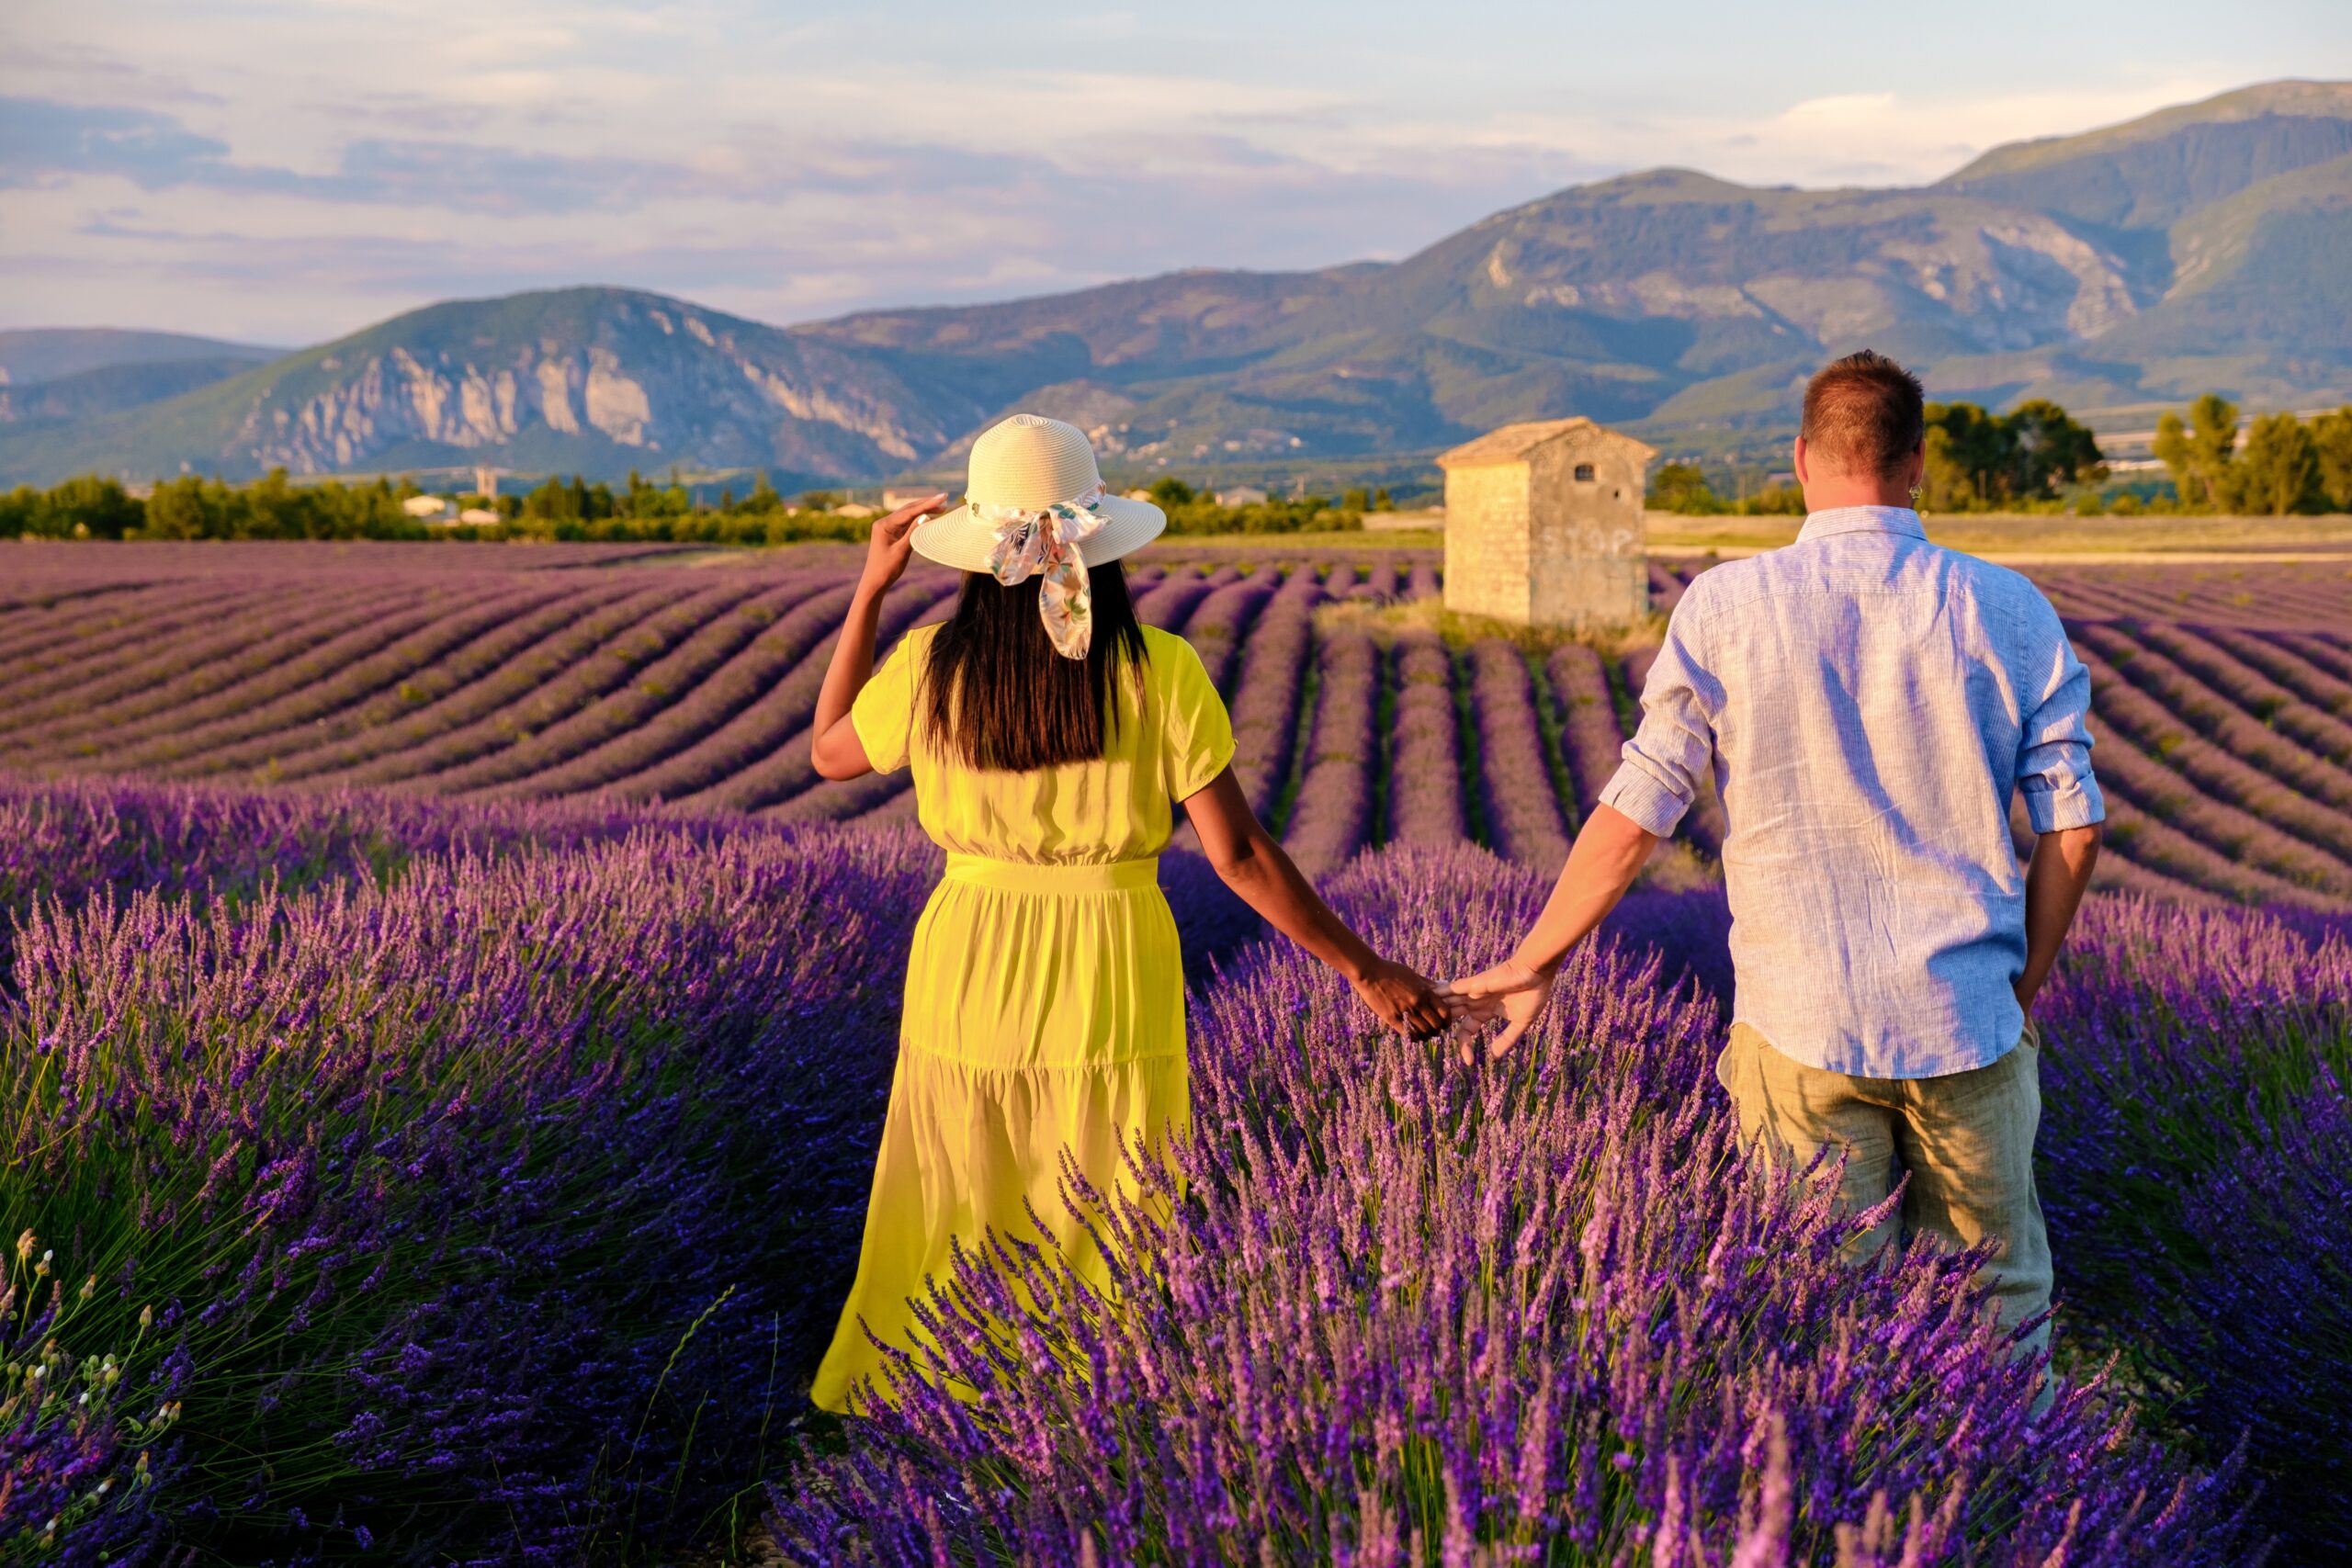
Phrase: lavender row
[
  {"left": 1280, "top": 626, "right": 1378, "bottom": 876},
  {"left": 1182, "top": 569, "right": 1279, "bottom": 694},
  {"left": 1545, "top": 642, "right": 1623, "bottom": 818},
  {"left": 72, "top": 583, "right": 519, "bottom": 773},
  {"left": 2204, "top": 624, "right": 2352, "bottom": 724},
  {"left": 1467, "top": 638, "right": 1570, "bottom": 868},
  {"left": 281, "top": 581, "right": 683, "bottom": 785},
  {"left": 0, "top": 579, "right": 277, "bottom": 699},
  {"left": 1384, "top": 629, "right": 1467, "bottom": 849},
  {"left": 2132, "top": 619, "right": 2352, "bottom": 769},
  {"left": 500, "top": 581, "right": 857, "bottom": 801},
  {"left": 0, "top": 577, "right": 396, "bottom": 749},
  {"left": 334, "top": 580, "right": 766, "bottom": 789},
  {"left": 425, "top": 579, "right": 807, "bottom": 795},
  {"left": 15, "top": 577, "right": 478, "bottom": 758},
  {"left": 1225, "top": 567, "right": 1323, "bottom": 818},
  {"left": 2080, "top": 621, "right": 2352, "bottom": 804},
  {"left": 691, "top": 575, "right": 962, "bottom": 818},
  {"left": 128, "top": 582, "right": 582, "bottom": 779},
  {"left": 2072, "top": 640, "right": 2352, "bottom": 873}
]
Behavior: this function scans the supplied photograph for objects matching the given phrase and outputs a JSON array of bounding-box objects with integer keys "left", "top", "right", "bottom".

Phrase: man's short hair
[{"left": 1801, "top": 350, "right": 1926, "bottom": 477}]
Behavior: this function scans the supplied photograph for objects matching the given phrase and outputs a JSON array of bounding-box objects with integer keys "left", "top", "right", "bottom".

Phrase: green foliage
[
  {"left": 0, "top": 470, "right": 891, "bottom": 547},
  {"left": 1159, "top": 490, "right": 1363, "bottom": 536},
  {"left": 1646, "top": 462, "right": 1722, "bottom": 513},
  {"left": 2311, "top": 406, "right": 2352, "bottom": 510},
  {"left": 1920, "top": 399, "right": 2104, "bottom": 510},
  {"left": 0, "top": 475, "right": 142, "bottom": 539},
  {"left": 1145, "top": 477, "right": 1196, "bottom": 507},
  {"left": 2153, "top": 393, "right": 2241, "bottom": 511},
  {"left": 144, "top": 469, "right": 415, "bottom": 539},
  {"left": 1740, "top": 482, "right": 1807, "bottom": 515},
  {"left": 2227, "top": 411, "right": 2326, "bottom": 515}
]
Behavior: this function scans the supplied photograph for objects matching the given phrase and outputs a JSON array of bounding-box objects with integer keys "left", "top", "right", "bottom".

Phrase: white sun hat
[{"left": 910, "top": 413, "right": 1164, "bottom": 573}]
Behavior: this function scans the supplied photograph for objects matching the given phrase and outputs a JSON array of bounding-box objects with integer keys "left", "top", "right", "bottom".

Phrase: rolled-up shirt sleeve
[
  {"left": 1599, "top": 604, "right": 1719, "bottom": 838},
  {"left": 2016, "top": 605, "right": 2106, "bottom": 833}
]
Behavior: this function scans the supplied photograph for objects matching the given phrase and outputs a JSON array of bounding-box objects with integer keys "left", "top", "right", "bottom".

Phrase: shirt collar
[{"left": 1796, "top": 504, "right": 1928, "bottom": 544}]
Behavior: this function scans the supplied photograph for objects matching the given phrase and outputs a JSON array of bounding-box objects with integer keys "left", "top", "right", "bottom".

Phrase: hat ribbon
[{"left": 978, "top": 485, "right": 1111, "bottom": 660}]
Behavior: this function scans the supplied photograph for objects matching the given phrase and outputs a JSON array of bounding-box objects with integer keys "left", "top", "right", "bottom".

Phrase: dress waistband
[{"left": 941, "top": 853, "right": 1160, "bottom": 894}]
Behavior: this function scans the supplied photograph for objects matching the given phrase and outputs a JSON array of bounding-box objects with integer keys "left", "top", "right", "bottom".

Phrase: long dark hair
[{"left": 921, "top": 560, "right": 1148, "bottom": 771}]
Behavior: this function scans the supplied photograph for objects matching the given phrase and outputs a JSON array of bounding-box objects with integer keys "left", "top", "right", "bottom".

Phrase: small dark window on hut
[{"left": 1573, "top": 463, "right": 1596, "bottom": 481}]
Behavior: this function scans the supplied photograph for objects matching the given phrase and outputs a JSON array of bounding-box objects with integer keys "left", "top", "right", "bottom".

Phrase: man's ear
[
  {"left": 1902, "top": 443, "right": 1927, "bottom": 494},
  {"left": 1792, "top": 435, "right": 1810, "bottom": 486}
]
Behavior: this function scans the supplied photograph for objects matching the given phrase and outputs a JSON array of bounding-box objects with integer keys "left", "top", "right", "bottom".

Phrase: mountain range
[{"left": 3, "top": 79, "right": 2347, "bottom": 490}]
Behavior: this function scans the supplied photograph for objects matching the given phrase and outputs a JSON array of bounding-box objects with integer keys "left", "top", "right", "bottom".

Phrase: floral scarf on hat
[{"left": 978, "top": 485, "right": 1111, "bottom": 660}]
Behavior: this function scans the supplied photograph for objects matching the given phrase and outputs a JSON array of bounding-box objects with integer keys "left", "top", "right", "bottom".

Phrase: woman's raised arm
[{"left": 810, "top": 492, "right": 949, "bottom": 780}]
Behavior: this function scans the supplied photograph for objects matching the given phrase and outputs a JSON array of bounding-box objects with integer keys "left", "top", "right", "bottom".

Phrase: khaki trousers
[{"left": 1715, "top": 1021, "right": 2053, "bottom": 1370}]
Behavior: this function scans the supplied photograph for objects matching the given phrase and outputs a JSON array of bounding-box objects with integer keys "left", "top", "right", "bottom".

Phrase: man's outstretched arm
[
  {"left": 1445, "top": 804, "right": 1659, "bottom": 1055},
  {"left": 2017, "top": 823, "right": 2101, "bottom": 1017}
]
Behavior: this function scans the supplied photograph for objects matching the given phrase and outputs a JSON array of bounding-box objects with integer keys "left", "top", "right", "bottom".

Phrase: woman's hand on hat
[{"left": 859, "top": 491, "right": 951, "bottom": 597}]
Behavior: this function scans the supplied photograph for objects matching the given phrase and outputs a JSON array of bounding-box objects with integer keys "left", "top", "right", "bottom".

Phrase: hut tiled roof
[{"left": 1437, "top": 418, "right": 1657, "bottom": 468}]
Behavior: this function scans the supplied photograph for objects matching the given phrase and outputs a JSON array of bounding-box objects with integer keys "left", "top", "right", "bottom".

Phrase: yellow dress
[{"left": 810, "top": 622, "right": 1236, "bottom": 1413}]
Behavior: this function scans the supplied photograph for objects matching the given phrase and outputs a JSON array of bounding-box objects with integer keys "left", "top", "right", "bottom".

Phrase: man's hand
[
  {"left": 1445, "top": 960, "right": 1557, "bottom": 1062},
  {"left": 1349, "top": 956, "right": 1452, "bottom": 1039},
  {"left": 858, "top": 491, "right": 949, "bottom": 597}
]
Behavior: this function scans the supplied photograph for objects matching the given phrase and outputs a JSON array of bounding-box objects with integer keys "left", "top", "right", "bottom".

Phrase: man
[{"left": 1451, "top": 350, "right": 2105, "bottom": 1376}]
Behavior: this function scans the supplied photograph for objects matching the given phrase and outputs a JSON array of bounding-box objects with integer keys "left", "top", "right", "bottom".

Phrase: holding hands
[
  {"left": 1349, "top": 954, "right": 1453, "bottom": 1039},
  {"left": 1441, "top": 805, "right": 1665, "bottom": 1062},
  {"left": 1442, "top": 959, "right": 1557, "bottom": 1061}
]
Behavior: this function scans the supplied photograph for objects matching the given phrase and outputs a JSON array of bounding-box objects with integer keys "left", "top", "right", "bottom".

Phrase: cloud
[
  {"left": 0, "top": 0, "right": 2314, "bottom": 345},
  {"left": 0, "top": 96, "right": 232, "bottom": 188}
]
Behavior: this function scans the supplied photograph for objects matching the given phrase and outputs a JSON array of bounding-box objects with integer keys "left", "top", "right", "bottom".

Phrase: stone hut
[{"left": 1437, "top": 417, "right": 1657, "bottom": 626}]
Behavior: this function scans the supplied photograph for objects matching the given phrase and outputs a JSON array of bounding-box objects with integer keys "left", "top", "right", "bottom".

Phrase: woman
[{"left": 808, "top": 414, "right": 1447, "bottom": 1412}]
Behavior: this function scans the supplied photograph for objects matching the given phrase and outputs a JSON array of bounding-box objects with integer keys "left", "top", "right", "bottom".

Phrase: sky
[{"left": 3, "top": 0, "right": 2347, "bottom": 347}]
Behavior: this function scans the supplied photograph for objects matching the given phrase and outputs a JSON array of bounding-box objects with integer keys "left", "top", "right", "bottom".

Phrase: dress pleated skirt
[{"left": 810, "top": 853, "right": 1190, "bottom": 1413}]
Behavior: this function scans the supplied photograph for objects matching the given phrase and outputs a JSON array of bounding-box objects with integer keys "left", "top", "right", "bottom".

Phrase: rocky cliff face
[{"left": 216, "top": 289, "right": 979, "bottom": 479}]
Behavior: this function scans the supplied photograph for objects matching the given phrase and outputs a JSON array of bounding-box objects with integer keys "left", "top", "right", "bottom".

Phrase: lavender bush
[
  {"left": 0, "top": 1240, "right": 183, "bottom": 1565},
  {"left": 3, "top": 801, "right": 934, "bottom": 1561},
  {"left": 2034, "top": 895, "right": 2352, "bottom": 1554},
  {"left": 774, "top": 848, "right": 2256, "bottom": 1565}
]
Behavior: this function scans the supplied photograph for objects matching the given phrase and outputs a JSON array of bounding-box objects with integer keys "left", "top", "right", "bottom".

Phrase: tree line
[
  {"left": 2152, "top": 396, "right": 2352, "bottom": 515},
  {"left": 1649, "top": 395, "right": 2352, "bottom": 517},
  {"left": 0, "top": 468, "right": 1375, "bottom": 542}
]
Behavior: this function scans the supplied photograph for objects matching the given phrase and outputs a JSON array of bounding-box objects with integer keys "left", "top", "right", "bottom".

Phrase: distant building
[
  {"left": 402, "top": 494, "right": 453, "bottom": 520},
  {"left": 1437, "top": 417, "right": 1656, "bottom": 627},
  {"left": 835, "top": 502, "right": 880, "bottom": 519},
  {"left": 457, "top": 507, "right": 501, "bottom": 525},
  {"left": 881, "top": 487, "right": 940, "bottom": 508},
  {"left": 474, "top": 466, "right": 500, "bottom": 500},
  {"left": 1215, "top": 485, "right": 1269, "bottom": 506}
]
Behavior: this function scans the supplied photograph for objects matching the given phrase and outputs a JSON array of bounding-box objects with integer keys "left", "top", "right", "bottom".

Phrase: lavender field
[{"left": 0, "top": 541, "right": 2346, "bottom": 1563}]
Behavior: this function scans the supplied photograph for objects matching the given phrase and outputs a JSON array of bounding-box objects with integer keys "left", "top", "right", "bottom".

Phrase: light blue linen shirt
[{"left": 1600, "top": 506, "right": 2105, "bottom": 1078}]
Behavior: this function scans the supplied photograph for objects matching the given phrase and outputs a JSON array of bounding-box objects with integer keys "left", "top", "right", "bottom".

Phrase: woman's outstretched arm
[
  {"left": 811, "top": 492, "right": 949, "bottom": 781},
  {"left": 1445, "top": 804, "right": 1658, "bottom": 1057},
  {"left": 1182, "top": 768, "right": 1451, "bottom": 1037}
]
